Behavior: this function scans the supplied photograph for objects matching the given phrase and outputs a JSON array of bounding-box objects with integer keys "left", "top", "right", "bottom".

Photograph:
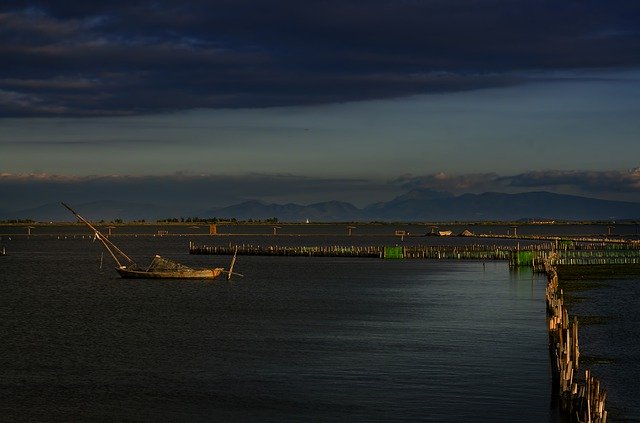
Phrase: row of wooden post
[
  {"left": 189, "top": 242, "right": 527, "bottom": 260},
  {"left": 545, "top": 263, "right": 608, "bottom": 422}
]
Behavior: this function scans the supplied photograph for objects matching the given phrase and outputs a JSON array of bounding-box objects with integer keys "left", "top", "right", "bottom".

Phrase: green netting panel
[
  {"left": 384, "top": 246, "right": 404, "bottom": 259},
  {"left": 514, "top": 251, "right": 534, "bottom": 266}
]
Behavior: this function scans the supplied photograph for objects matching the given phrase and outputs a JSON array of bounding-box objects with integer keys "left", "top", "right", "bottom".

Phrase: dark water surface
[
  {"left": 558, "top": 268, "right": 640, "bottom": 422},
  {"left": 1, "top": 236, "right": 556, "bottom": 421},
  {"left": 1, "top": 221, "right": 636, "bottom": 238}
]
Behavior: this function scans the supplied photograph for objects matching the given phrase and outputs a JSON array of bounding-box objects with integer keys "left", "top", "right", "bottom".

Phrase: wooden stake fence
[
  {"left": 545, "top": 263, "right": 608, "bottom": 422},
  {"left": 189, "top": 242, "right": 523, "bottom": 260}
]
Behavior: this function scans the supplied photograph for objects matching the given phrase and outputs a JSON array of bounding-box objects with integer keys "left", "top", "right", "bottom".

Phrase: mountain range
[{"left": 4, "top": 189, "right": 640, "bottom": 222}]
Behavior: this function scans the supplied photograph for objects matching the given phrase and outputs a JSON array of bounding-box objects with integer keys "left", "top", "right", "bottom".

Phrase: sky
[{"left": 2, "top": 0, "right": 640, "bottom": 213}]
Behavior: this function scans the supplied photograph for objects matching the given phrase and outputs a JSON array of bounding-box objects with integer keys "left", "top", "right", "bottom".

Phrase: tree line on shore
[{"left": 1, "top": 217, "right": 280, "bottom": 225}]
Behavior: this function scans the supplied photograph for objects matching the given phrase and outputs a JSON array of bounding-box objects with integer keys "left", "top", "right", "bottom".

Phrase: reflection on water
[{"left": 2, "top": 235, "right": 558, "bottom": 421}]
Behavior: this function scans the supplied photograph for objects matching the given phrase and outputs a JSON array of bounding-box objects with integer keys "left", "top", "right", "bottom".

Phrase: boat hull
[
  {"left": 116, "top": 267, "right": 224, "bottom": 279},
  {"left": 61, "top": 203, "right": 233, "bottom": 281}
]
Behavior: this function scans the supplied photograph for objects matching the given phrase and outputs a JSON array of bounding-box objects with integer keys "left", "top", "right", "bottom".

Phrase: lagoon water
[
  {"left": 561, "top": 271, "right": 640, "bottom": 422},
  {"left": 2, "top": 233, "right": 558, "bottom": 421}
]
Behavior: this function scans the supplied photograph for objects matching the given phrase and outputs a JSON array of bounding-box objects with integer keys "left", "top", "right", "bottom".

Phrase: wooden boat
[
  {"left": 116, "top": 254, "right": 225, "bottom": 279},
  {"left": 62, "top": 202, "right": 240, "bottom": 280}
]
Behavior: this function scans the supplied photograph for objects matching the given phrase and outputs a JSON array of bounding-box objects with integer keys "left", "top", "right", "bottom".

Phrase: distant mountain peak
[{"left": 4, "top": 190, "right": 640, "bottom": 222}]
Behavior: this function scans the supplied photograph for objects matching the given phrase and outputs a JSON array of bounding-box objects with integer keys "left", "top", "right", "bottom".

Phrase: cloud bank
[
  {"left": 396, "top": 169, "right": 640, "bottom": 202},
  {"left": 2, "top": 168, "right": 640, "bottom": 217}
]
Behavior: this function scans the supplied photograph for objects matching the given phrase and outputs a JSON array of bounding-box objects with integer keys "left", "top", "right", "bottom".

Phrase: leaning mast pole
[{"left": 61, "top": 202, "right": 135, "bottom": 267}]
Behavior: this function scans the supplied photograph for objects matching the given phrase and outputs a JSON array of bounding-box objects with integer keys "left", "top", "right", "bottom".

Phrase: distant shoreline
[{"left": 0, "top": 221, "right": 636, "bottom": 226}]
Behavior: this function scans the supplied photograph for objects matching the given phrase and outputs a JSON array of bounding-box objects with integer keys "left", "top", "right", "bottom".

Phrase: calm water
[
  {"left": 1, "top": 222, "right": 637, "bottom": 238},
  {"left": 1, "top": 235, "right": 557, "bottom": 421},
  {"left": 561, "top": 272, "right": 640, "bottom": 422}
]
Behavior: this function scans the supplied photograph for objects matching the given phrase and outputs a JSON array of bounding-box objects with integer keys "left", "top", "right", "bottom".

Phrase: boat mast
[
  {"left": 61, "top": 202, "right": 136, "bottom": 268},
  {"left": 227, "top": 246, "right": 238, "bottom": 280}
]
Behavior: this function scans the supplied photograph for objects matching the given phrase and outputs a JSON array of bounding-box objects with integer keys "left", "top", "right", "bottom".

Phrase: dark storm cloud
[{"left": 1, "top": 0, "right": 639, "bottom": 116}]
